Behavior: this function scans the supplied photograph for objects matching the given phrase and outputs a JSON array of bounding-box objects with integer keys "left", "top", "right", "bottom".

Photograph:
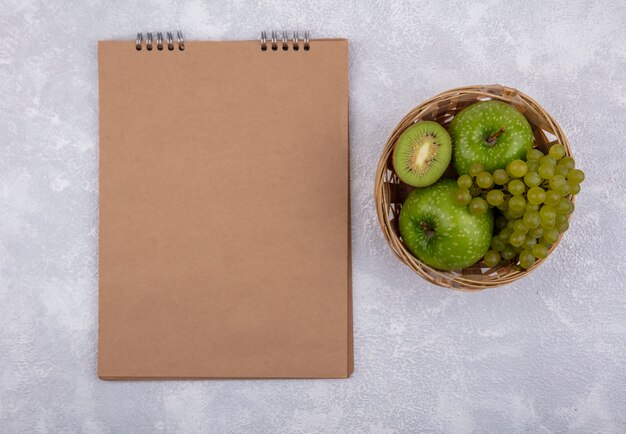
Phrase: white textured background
[{"left": 1, "top": 0, "right": 626, "bottom": 432}]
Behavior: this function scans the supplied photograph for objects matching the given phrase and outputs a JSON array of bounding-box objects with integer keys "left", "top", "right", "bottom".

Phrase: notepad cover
[{"left": 97, "top": 39, "right": 352, "bottom": 379}]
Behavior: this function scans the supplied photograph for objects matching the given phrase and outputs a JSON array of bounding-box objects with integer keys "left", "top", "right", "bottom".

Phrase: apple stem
[
  {"left": 486, "top": 126, "right": 506, "bottom": 145},
  {"left": 420, "top": 222, "right": 435, "bottom": 238}
]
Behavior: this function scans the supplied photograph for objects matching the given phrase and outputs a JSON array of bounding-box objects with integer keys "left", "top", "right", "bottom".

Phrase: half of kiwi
[{"left": 392, "top": 121, "right": 452, "bottom": 187}]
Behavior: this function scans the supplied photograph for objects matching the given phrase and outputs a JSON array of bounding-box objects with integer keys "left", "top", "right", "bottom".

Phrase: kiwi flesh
[{"left": 392, "top": 121, "right": 452, "bottom": 187}]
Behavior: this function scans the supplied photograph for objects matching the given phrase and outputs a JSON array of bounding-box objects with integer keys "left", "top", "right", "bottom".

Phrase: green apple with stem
[
  {"left": 399, "top": 179, "right": 493, "bottom": 271},
  {"left": 450, "top": 101, "right": 533, "bottom": 175}
]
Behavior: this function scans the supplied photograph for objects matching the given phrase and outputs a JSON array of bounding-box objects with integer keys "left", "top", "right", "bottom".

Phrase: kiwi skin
[{"left": 392, "top": 121, "right": 452, "bottom": 187}]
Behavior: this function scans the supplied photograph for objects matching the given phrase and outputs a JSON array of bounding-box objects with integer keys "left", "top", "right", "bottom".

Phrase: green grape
[
  {"left": 555, "top": 213, "right": 568, "bottom": 225},
  {"left": 559, "top": 183, "right": 571, "bottom": 196},
  {"left": 556, "top": 198, "right": 573, "bottom": 215},
  {"left": 509, "top": 231, "right": 526, "bottom": 247},
  {"left": 540, "top": 155, "right": 557, "bottom": 167},
  {"left": 548, "top": 143, "right": 566, "bottom": 160},
  {"left": 568, "top": 169, "right": 585, "bottom": 184},
  {"left": 543, "top": 228, "right": 560, "bottom": 244},
  {"left": 495, "top": 216, "right": 508, "bottom": 231},
  {"left": 509, "top": 195, "right": 526, "bottom": 211},
  {"left": 457, "top": 174, "right": 473, "bottom": 190},
  {"left": 509, "top": 208, "right": 525, "bottom": 219},
  {"left": 525, "top": 204, "right": 539, "bottom": 212},
  {"left": 549, "top": 175, "right": 566, "bottom": 191},
  {"left": 566, "top": 176, "right": 579, "bottom": 187},
  {"left": 507, "top": 160, "right": 528, "bottom": 178},
  {"left": 539, "top": 205, "right": 556, "bottom": 221},
  {"left": 557, "top": 220, "right": 570, "bottom": 232},
  {"left": 570, "top": 184, "right": 581, "bottom": 195},
  {"left": 538, "top": 237, "right": 550, "bottom": 247},
  {"left": 468, "top": 162, "right": 484, "bottom": 177},
  {"left": 454, "top": 188, "right": 472, "bottom": 206},
  {"left": 538, "top": 164, "right": 554, "bottom": 179},
  {"left": 493, "top": 169, "right": 509, "bottom": 185},
  {"left": 527, "top": 160, "right": 539, "bottom": 173},
  {"left": 527, "top": 186, "right": 546, "bottom": 205},
  {"left": 476, "top": 171, "right": 494, "bottom": 189},
  {"left": 540, "top": 218, "right": 555, "bottom": 229},
  {"left": 468, "top": 197, "right": 488, "bottom": 215},
  {"left": 486, "top": 190, "right": 505, "bottom": 206},
  {"left": 558, "top": 156, "right": 575, "bottom": 170},
  {"left": 544, "top": 189, "right": 561, "bottom": 206},
  {"left": 529, "top": 226, "right": 544, "bottom": 239},
  {"left": 501, "top": 246, "right": 517, "bottom": 260},
  {"left": 554, "top": 164, "right": 569, "bottom": 177},
  {"left": 491, "top": 236, "right": 506, "bottom": 252},
  {"left": 519, "top": 250, "right": 535, "bottom": 269},
  {"left": 522, "top": 237, "right": 537, "bottom": 250},
  {"left": 513, "top": 219, "right": 529, "bottom": 234},
  {"left": 508, "top": 179, "right": 525, "bottom": 195},
  {"left": 532, "top": 243, "right": 549, "bottom": 259},
  {"left": 506, "top": 220, "right": 516, "bottom": 228},
  {"left": 497, "top": 202, "right": 509, "bottom": 211},
  {"left": 523, "top": 211, "right": 541, "bottom": 229},
  {"left": 483, "top": 250, "right": 501, "bottom": 267},
  {"left": 526, "top": 148, "right": 544, "bottom": 161},
  {"left": 499, "top": 227, "right": 514, "bottom": 242},
  {"left": 523, "top": 172, "right": 542, "bottom": 187}
]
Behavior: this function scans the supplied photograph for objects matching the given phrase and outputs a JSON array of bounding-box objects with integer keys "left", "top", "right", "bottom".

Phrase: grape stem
[{"left": 486, "top": 126, "right": 506, "bottom": 145}]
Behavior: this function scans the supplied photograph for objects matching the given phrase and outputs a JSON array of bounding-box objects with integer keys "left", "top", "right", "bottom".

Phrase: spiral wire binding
[
  {"left": 136, "top": 31, "right": 184, "bottom": 51},
  {"left": 260, "top": 30, "right": 310, "bottom": 51},
  {"left": 177, "top": 30, "right": 185, "bottom": 50},
  {"left": 136, "top": 30, "right": 309, "bottom": 52},
  {"left": 303, "top": 31, "right": 310, "bottom": 50}
]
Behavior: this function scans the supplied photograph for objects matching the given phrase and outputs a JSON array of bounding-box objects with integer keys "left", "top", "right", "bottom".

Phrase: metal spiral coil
[
  {"left": 135, "top": 30, "right": 309, "bottom": 52},
  {"left": 136, "top": 31, "right": 185, "bottom": 51},
  {"left": 260, "top": 30, "right": 310, "bottom": 51}
]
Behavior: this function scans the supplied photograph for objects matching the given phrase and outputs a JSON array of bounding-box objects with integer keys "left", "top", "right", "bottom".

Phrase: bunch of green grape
[{"left": 453, "top": 143, "right": 584, "bottom": 270}]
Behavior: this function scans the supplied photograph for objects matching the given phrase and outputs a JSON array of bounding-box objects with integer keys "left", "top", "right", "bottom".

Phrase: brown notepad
[{"left": 97, "top": 32, "right": 352, "bottom": 379}]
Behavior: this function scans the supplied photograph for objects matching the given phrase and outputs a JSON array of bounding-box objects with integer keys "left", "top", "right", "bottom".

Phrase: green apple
[
  {"left": 399, "top": 179, "right": 493, "bottom": 270},
  {"left": 450, "top": 101, "right": 533, "bottom": 174}
]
